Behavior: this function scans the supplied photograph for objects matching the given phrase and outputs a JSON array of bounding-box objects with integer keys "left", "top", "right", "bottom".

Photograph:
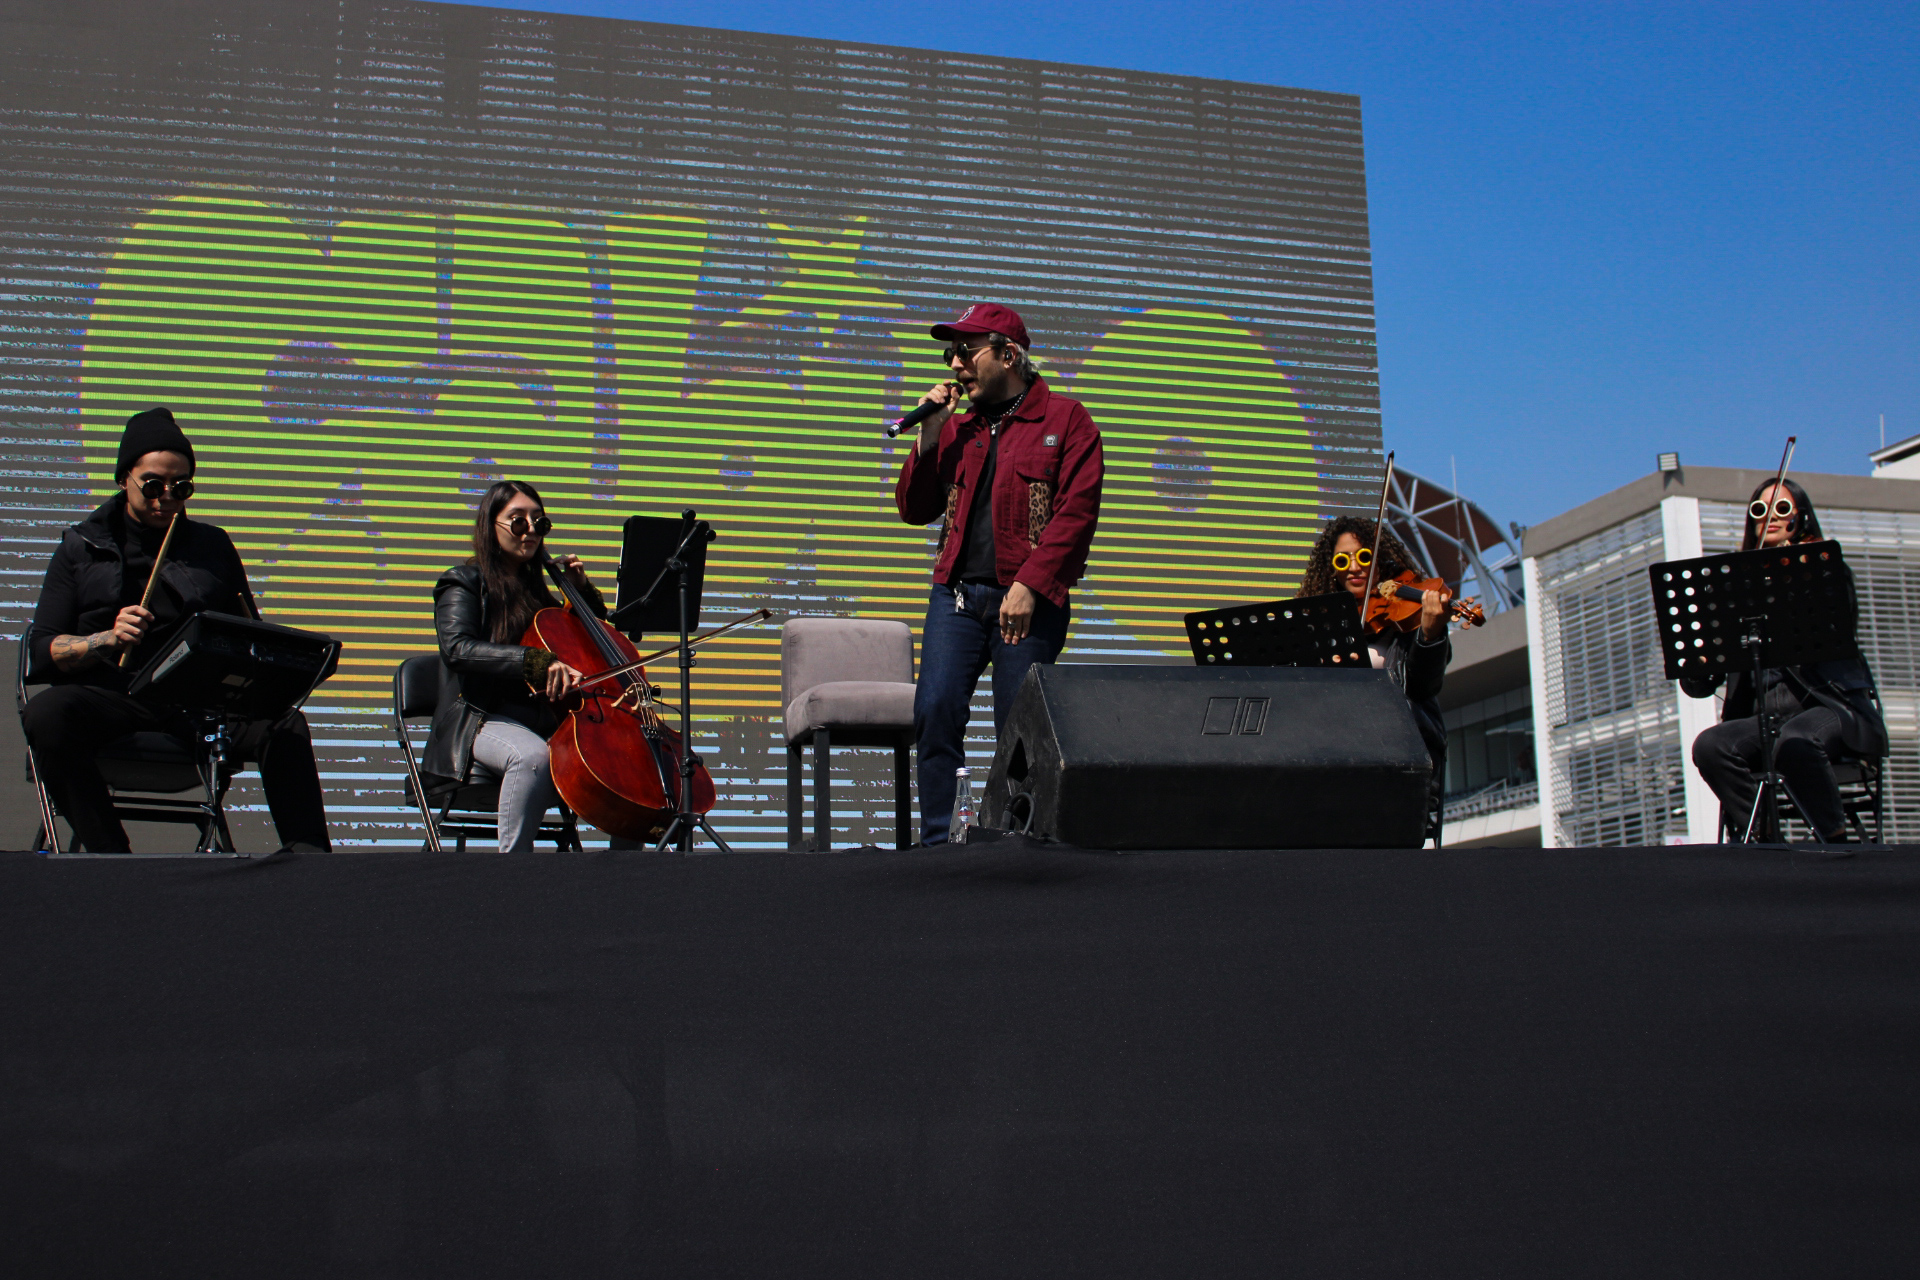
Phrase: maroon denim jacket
[{"left": 893, "top": 377, "right": 1103, "bottom": 609}]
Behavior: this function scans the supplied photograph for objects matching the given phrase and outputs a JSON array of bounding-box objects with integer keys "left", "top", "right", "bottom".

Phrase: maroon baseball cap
[{"left": 930, "top": 303, "right": 1031, "bottom": 350}]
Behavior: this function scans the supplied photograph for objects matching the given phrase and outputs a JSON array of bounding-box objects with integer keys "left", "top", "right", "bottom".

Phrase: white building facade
[{"left": 1522, "top": 467, "right": 1920, "bottom": 847}]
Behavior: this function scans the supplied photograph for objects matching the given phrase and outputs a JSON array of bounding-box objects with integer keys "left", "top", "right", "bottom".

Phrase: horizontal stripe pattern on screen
[{"left": 0, "top": 1, "right": 1381, "bottom": 847}]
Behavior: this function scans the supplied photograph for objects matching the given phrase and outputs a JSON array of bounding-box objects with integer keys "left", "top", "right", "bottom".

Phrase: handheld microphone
[{"left": 885, "top": 384, "right": 960, "bottom": 438}]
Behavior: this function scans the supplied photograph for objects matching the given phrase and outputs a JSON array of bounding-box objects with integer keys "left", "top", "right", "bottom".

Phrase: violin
[
  {"left": 1353, "top": 451, "right": 1487, "bottom": 634},
  {"left": 521, "top": 552, "right": 716, "bottom": 843},
  {"left": 1363, "top": 569, "right": 1487, "bottom": 633}
]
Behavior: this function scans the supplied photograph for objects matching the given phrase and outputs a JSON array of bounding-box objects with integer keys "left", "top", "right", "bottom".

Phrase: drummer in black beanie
[{"left": 21, "top": 408, "right": 332, "bottom": 852}]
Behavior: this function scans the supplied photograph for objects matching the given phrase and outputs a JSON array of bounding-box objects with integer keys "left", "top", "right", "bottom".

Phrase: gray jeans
[{"left": 470, "top": 717, "right": 556, "bottom": 852}]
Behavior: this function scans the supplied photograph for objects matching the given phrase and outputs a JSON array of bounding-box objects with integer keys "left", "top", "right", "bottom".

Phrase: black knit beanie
[{"left": 115, "top": 407, "right": 195, "bottom": 483}]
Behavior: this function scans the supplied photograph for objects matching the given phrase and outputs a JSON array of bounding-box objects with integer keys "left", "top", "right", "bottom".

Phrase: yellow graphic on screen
[{"left": 75, "top": 189, "right": 1322, "bottom": 842}]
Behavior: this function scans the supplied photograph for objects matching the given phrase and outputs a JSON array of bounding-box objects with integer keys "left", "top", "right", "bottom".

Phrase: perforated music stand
[
  {"left": 612, "top": 513, "right": 708, "bottom": 640},
  {"left": 1184, "top": 592, "right": 1368, "bottom": 668},
  {"left": 1649, "top": 539, "right": 1857, "bottom": 842}
]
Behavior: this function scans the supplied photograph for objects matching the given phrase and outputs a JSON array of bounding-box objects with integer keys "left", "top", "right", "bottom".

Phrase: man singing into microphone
[{"left": 894, "top": 304, "right": 1104, "bottom": 844}]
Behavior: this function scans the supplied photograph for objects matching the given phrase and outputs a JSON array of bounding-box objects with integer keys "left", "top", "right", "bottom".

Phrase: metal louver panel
[{"left": 1536, "top": 511, "right": 1683, "bottom": 845}]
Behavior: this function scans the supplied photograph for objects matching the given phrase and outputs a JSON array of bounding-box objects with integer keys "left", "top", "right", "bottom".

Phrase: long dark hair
[
  {"left": 472, "top": 480, "right": 560, "bottom": 642},
  {"left": 1296, "top": 515, "right": 1424, "bottom": 598},
  {"left": 1740, "top": 476, "right": 1823, "bottom": 551}
]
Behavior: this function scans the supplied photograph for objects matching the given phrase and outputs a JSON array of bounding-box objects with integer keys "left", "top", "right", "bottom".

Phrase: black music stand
[
  {"left": 1184, "top": 592, "right": 1368, "bottom": 668},
  {"left": 124, "top": 611, "right": 342, "bottom": 853},
  {"left": 612, "top": 514, "right": 708, "bottom": 640},
  {"left": 1649, "top": 540, "right": 1858, "bottom": 844},
  {"left": 610, "top": 510, "right": 728, "bottom": 854}
]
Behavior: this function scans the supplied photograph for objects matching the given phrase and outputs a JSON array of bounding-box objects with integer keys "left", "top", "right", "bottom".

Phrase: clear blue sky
[{"left": 497, "top": 0, "right": 1916, "bottom": 528}]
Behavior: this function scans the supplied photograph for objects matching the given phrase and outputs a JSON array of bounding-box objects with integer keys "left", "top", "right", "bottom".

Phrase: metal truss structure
[{"left": 1385, "top": 467, "right": 1524, "bottom": 613}]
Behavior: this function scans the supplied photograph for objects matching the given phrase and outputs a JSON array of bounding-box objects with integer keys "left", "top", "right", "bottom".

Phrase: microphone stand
[{"left": 628, "top": 512, "right": 732, "bottom": 855}]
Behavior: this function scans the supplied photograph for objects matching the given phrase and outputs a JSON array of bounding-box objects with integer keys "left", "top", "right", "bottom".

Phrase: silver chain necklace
[{"left": 985, "top": 386, "right": 1029, "bottom": 437}]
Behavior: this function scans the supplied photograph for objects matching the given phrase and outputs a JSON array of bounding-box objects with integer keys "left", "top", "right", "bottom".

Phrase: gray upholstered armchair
[{"left": 781, "top": 617, "right": 916, "bottom": 850}]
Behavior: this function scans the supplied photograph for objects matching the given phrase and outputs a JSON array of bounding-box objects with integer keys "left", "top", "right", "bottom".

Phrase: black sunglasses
[
  {"left": 942, "top": 340, "right": 996, "bottom": 364},
  {"left": 138, "top": 477, "right": 195, "bottom": 501},
  {"left": 1330, "top": 548, "right": 1374, "bottom": 573},
  {"left": 499, "top": 512, "right": 552, "bottom": 538}
]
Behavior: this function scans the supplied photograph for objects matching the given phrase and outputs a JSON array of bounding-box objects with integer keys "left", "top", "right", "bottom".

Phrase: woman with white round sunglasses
[{"left": 1682, "top": 478, "right": 1886, "bottom": 843}]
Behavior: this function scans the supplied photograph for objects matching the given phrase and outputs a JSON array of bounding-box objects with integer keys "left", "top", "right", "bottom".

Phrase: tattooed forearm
[{"left": 49, "top": 632, "right": 112, "bottom": 672}]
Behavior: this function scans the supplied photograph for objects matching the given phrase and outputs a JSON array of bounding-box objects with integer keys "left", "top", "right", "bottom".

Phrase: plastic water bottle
[{"left": 949, "top": 766, "right": 976, "bottom": 845}]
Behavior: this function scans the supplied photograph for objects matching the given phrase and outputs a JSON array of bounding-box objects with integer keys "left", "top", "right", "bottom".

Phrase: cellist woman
[
  {"left": 421, "top": 480, "right": 602, "bottom": 851},
  {"left": 1682, "top": 477, "right": 1886, "bottom": 842},
  {"left": 1296, "top": 516, "right": 1452, "bottom": 786}
]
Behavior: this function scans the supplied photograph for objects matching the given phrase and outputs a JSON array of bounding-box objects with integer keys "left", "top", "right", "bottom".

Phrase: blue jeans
[{"left": 914, "top": 581, "right": 1071, "bottom": 844}]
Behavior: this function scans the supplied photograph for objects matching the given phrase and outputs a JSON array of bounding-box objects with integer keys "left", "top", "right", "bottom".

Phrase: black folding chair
[
  {"left": 393, "top": 653, "right": 582, "bottom": 852},
  {"left": 16, "top": 636, "right": 236, "bottom": 853},
  {"left": 1772, "top": 754, "right": 1885, "bottom": 845}
]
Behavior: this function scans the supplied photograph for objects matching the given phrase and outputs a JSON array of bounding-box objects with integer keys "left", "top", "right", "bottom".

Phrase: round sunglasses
[
  {"left": 498, "top": 512, "right": 553, "bottom": 538},
  {"left": 1749, "top": 496, "right": 1795, "bottom": 522},
  {"left": 942, "top": 340, "right": 995, "bottom": 364},
  {"left": 137, "top": 477, "right": 195, "bottom": 501},
  {"left": 1331, "top": 547, "right": 1374, "bottom": 573}
]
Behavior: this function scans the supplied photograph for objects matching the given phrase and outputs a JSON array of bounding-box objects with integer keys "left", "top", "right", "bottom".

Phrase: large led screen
[{"left": 0, "top": 1, "right": 1381, "bottom": 846}]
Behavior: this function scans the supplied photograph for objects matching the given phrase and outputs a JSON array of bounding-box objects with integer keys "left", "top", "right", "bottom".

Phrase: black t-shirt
[{"left": 954, "top": 395, "right": 1019, "bottom": 585}]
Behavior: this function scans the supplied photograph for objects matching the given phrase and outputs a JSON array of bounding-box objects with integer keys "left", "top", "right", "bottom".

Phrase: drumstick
[{"left": 118, "top": 512, "right": 180, "bottom": 668}]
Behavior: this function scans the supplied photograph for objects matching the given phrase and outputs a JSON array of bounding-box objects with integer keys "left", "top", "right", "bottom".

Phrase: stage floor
[{"left": 5, "top": 840, "right": 1918, "bottom": 1277}]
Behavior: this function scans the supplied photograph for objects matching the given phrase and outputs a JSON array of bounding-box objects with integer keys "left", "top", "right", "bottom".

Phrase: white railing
[{"left": 1443, "top": 778, "right": 1540, "bottom": 823}]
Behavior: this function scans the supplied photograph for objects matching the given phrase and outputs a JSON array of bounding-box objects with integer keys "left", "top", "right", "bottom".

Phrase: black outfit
[
  {"left": 1363, "top": 627, "right": 1450, "bottom": 844},
  {"left": 953, "top": 394, "right": 1018, "bottom": 584},
  {"left": 1370, "top": 628, "right": 1452, "bottom": 779},
  {"left": 23, "top": 497, "right": 330, "bottom": 852},
  {"left": 420, "top": 561, "right": 605, "bottom": 793},
  {"left": 1683, "top": 628, "right": 1885, "bottom": 840}
]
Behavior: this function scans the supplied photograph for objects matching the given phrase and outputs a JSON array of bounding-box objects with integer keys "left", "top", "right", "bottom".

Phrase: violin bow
[
  {"left": 1359, "top": 451, "right": 1394, "bottom": 623},
  {"left": 577, "top": 607, "right": 774, "bottom": 691},
  {"left": 118, "top": 512, "right": 181, "bottom": 668}
]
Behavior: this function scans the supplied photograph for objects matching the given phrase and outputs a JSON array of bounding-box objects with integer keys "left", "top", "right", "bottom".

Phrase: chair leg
[
  {"left": 25, "top": 746, "right": 60, "bottom": 855},
  {"left": 1848, "top": 806, "right": 1869, "bottom": 845},
  {"left": 413, "top": 779, "right": 445, "bottom": 854},
  {"left": 895, "top": 739, "right": 912, "bottom": 850},
  {"left": 813, "top": 727, "right": 831, "bottom": 853},
  {"left": 787, "top": 741, "right": 803, "bottom": 851}
]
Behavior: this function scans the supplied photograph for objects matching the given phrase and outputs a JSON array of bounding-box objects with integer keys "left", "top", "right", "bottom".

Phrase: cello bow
[{"left": 574, "top": 607, "right": 774, "bottom": 692}]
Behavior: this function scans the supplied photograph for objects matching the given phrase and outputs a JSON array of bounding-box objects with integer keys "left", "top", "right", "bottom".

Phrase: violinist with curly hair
[{"left": 1296, "top": 515, "right": 1452, "bottom": 781}]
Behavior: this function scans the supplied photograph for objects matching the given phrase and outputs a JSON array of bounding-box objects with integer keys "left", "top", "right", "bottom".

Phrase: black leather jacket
[
  {"left": 419, "top": 562, "right": 604, "bottom": 789},
  {"left": 27, "top": 497, "right": 256, "bottom": 689}
]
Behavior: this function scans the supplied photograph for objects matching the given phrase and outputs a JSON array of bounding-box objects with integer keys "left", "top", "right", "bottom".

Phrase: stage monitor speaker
[{"left": 979, "top": 665, "right": 1431, "bottom": 850}]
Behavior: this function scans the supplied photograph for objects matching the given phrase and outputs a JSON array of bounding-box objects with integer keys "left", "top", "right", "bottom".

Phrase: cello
[{"left": 522, "top": 552, "right": 715, "bottom": 844}]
